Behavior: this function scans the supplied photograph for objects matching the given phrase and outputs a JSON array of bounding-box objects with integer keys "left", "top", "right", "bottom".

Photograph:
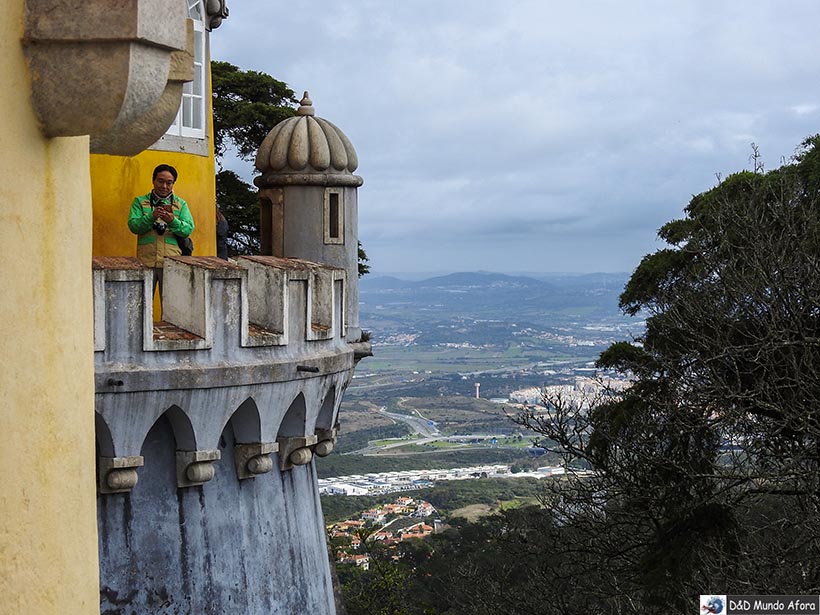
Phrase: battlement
[
  {"left": 93, "top": 255, "right": 348, "bottom": 356},
  {"left": 93, "top": 255, "right": 362, "bottom": 495}
]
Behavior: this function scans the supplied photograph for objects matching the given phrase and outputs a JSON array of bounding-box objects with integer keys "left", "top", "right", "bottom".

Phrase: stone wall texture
[
  {"left": 99, "top": 416, "right": 336, "bottom": 614},
  {"left": 94, "top": 256, "right": 359, "bottom": 614}
]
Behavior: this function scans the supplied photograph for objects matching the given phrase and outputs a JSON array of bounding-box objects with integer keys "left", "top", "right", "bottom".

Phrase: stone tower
[
  {"left": 5, "top": 0, "right": 370, "bottom": 612},
  {"left": 93, "top": 95, "right": 370, "bottom": 613},
  {"left": 255, "top": 92, "right": 365, "bottom": 344}
]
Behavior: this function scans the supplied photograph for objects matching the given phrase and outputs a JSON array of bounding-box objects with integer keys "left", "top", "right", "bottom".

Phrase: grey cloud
[{"left": 212, "top": 1, "right": 820, "bottom": 273}]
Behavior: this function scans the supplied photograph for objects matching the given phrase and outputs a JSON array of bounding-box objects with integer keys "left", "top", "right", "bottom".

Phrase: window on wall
[
  {"left": 166, "top": 0, "right": 206, "bottom": 139},
  {"left": 324, "top": 189, "right": 344, "bottom": 245}
]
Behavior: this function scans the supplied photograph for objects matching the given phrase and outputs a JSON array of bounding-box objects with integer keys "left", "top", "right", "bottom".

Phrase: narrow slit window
[
  {"left": 329, "top": 193, "right": 340, "bottom": 239},
  {"left": 324, "top": 189, "right": 344, "bottom": 245}
]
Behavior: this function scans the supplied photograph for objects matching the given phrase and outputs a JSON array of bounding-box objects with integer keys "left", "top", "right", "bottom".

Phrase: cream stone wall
[{"left": 0, "top": 2, "right": 99, "bottom": 613}]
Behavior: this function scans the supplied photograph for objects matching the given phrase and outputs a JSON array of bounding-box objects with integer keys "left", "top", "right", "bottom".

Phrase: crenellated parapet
[{"left": 93, "top": 255, "right": 361, "bottom": 495}]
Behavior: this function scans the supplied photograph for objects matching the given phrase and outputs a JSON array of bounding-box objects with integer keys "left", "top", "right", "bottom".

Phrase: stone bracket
[
  {"left": 206, "top": 0, "right": 230, "bottom": 30},
  {"left": 90, "top": 19, "right": 195, "bottom": 156},
  {"left": 350, "top": 340, "right": 373, "bottom": 365},
  {"left": 314, "top": 427, "right": 338, "bottom": 458},
  {"left": 23, "top": 0, "right": 188, "bottom": 147},
  {"left": 176, "top": 449, "right": 221, "bottom": 488},
  {"left": 234, "top": 442, "right": 278, "bottom": 480},
  {"left": 277, "top": 435, "right": 318, "bottom": 471},
  {"left": 98, "top": 456, "right": 144, "bottom": 495}
]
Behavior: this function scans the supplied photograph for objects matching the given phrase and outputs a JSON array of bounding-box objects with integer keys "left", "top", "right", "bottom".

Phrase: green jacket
[{"left": 128, "top": 192, "right": 195, "bottom": 268}]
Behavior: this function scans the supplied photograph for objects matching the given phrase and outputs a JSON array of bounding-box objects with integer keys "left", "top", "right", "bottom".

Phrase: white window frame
[{"left": 166, "top": 0, "right": 206, "bottom": 140}]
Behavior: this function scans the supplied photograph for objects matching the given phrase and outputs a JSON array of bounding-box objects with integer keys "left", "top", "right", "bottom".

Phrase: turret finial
[{"left": 297, "top": 91, "right": 315, "bottom": 116}]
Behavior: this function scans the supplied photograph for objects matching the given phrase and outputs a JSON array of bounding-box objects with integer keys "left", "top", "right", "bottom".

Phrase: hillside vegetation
[{"left": 337, "top": 137, "right": 820, "bottom": 615}]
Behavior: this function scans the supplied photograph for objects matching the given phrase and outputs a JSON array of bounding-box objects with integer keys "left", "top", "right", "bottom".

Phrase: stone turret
[
  {"left": 90, "top": 92, "right": 368, "bottom": 615},
  {"left": 255, "top": 92, "right": 364, "bottom": 343},
  {"left": 93, "top": 255, "right": 348, "bottom": 613}
]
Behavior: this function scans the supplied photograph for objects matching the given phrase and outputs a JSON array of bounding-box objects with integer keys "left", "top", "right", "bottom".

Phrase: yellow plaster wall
[
  {"left": 0, "top": 3, "right": 99, "bottom": 613},
  {"left": 90, "top": 57, "right": 217, "bottom": 318},
  {"left": 90, "top": 148, "right": 216, "bottom": 259}
]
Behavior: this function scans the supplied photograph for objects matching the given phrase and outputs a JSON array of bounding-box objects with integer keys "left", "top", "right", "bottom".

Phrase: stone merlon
[{"left": 93, "top": 255, "right": 366, "bottom": 481}]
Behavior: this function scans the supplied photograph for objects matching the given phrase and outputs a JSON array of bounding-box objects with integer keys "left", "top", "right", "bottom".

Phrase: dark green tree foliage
[
  {"left": 211, "top": 60, "right": 297, "bottom": 162},
  {"left": 338, "top": 528, "right": 415, "bottom": 615},
  {"left": 358, "top": 241, "right": 370, "bottom": 277},
  {"left": 512, "top": 136, "right": 820, "bottom": 611},
  {"left": 211, "top": 61, "right": 297, "bottom": 257},
  {"left": 215, "top": 169, "right": 260, "bottom": 255},
  {"left": 410, "top": 506, "right": 618, "bottom": 615}
]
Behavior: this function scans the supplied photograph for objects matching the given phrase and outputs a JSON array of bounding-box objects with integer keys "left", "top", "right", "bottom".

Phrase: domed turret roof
[{"left": 255, "top": 92, "right": 359, "bottom": 178}]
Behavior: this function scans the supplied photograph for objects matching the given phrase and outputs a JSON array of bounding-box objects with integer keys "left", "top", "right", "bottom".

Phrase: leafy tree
[
  {"left": 211, "top": 61, "right": 296, "bottom": 257},
  {"left": 339, "top": 528, "right": 415, "bottom": 615},
  {"left": 211, "top": 60, "right": 297, "bottom": 162},
  {"left": 514, "top": 136, "right": 820, "bottom": 612},
  {"left": 408, "top": 505, "right": 613, "bottom": 615},
  {"left": 358, "top": 241, "right": 370, "bottom": 277},
  {"left": 215, "top": 169, "right": 260, "bottom": 255}
]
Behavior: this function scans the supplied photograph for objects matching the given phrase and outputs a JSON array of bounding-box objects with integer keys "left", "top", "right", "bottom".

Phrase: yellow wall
[
  {"left": 91, "top": 58, "right": 217, "bottom": 260},
  {"left": 0, "top": 2, "right": 99, "bottom": 613},
  {"left": 90, "top": 147, "right": 216, "bottom": 259},
  {"left": 90, "top": 63, "right": 217, "bottom": 317}
]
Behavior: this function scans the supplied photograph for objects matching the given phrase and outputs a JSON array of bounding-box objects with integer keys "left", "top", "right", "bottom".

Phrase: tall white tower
[{"left": 475, "top": 382, "right": 481, "bottom": 399}]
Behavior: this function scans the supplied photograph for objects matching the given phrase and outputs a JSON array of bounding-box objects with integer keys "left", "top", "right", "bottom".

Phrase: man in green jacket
[{"left": 128, "top": 164, "right": 195, "bottom": 295}]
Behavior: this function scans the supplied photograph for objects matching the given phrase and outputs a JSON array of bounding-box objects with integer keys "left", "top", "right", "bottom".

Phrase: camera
[{"left": 153, "top": 221, "right": 167, "bottom": 235}]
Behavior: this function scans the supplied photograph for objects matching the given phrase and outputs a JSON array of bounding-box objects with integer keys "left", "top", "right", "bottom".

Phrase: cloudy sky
[{"left": 212, "top": 1, "right": 820, "bottom": 275}]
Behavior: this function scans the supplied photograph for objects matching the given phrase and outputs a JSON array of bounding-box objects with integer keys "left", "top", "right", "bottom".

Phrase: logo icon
[{"left": 700, "top": 595, "right": 725, "bottom": 614}]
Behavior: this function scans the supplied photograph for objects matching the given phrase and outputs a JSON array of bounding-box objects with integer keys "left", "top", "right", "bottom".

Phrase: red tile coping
[
  {"left": 152, "top": 321, "right": 203, "bottom": 341},
  {"left": 240, "top": 256, "right": 340, "bottom": 270},
  {"left": 166, "top": 256, "right": 244, "bottom": 270},
  {"left": 92, "top": 256, "right": 146, "bottom": 270}
]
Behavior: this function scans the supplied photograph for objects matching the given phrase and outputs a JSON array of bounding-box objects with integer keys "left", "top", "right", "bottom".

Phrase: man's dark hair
[{"left": 152, "top": 164, "right": 178, "bottom": 181}]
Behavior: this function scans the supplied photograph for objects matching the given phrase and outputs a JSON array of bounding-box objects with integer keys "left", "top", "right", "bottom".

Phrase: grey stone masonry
[
  {"left": 93, "top": 255, "right": 355, "bottom": 493},
  {"left": 92, "top": 254, "right": 362, "bottom": 614}
]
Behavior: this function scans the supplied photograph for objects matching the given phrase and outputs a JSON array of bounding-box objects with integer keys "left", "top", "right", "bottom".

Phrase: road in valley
[
  {"left": 343, "top": 406, "right": 520, "bottom": 455},
  {"left": 378, "top": 405, "right": 440, "bottom": 438}
]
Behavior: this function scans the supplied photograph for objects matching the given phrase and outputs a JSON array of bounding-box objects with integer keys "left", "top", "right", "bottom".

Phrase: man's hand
[{"left": 156, "top": 206, "right": 174, "bottom": 223}]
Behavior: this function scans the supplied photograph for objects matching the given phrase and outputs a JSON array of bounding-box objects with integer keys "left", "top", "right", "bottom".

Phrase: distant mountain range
[
  {"left": 361, "top": 271, "right": 629, "bottom": 293},
  {"left": 361, "top": 271, "right": 554, "bottom": 291},
  {"left": 360, "top": 271, "right": 633, "bottom": 326}
]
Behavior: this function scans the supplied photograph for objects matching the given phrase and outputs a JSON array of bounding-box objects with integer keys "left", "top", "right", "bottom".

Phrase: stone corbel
[
  {"left": 90, "top": 19, "right": 195, "bottom": 156},
  {"left": 98, "top": 456, "right": 144, "bottom": 495},
  {"left": 23, "top": 0, "right": 188, "bottom": 142},
  {"left": 234, "top": 442, "right": 278, "bottom": 480},
  {"left": 176, "top": 450, "right": 221, "bottom": 488},
  {"left": 314, "top": 427, "right": 338, "bottom": 458},
  {"left": 350, "top": 340, "right": 373, "bottom": 365},
  {"left": 277, "top": 435, "right": 318, "bottom": 471},
  {"left": 205, "top": 0, "right": 230, "bottom": 30}
]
